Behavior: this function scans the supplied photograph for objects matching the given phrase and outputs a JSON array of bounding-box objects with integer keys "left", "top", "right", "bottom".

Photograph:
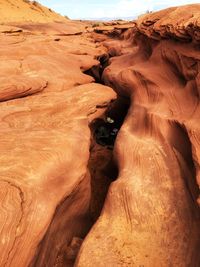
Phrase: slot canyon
[{"left": 0, "top": 1, "right": 200, "bottom": 267}]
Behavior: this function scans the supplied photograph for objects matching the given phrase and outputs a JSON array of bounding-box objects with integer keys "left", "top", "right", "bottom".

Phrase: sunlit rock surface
[
  {"left": 0, "top": 0, "right": 67, "bottom": 23},
  {"left": 0, "top": 3, "right": 200, "bottom": 267},
  {"left": 0, "top": 19, "right": 116, "bottom": 267},
  {"left": 76, "top": 5, "right": 200, "bottom": 267}
]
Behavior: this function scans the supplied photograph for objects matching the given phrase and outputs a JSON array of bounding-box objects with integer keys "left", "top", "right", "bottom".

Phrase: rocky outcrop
[
  {"left": 76, "top": 5, "right": 200, "bottom": 267},
  {"left": 0, "top": 3, "right": 200, "bottom": 267},
  {"left": 137, "top": 4, "right": 200, "bottom": 42},
  {"left": 0, "top": 20, "right": 116, "bottom": 267},
  {"left": 0, "top": 0, "right": 67, "bottom": 23}
]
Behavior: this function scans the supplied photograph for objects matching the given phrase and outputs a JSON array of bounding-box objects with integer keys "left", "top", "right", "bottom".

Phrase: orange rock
[
  {"left": 0, "top": 0, "right": 67, "bottom": 23},
  {"left": 0, "top": 3, "right": 200, "bottom": 267},
  {"left": 0, "top": 75, "right": 47, "bottom": 101},
  {"left": 76, "top": 4, "right": 200, "bottom": 267},
  {"left": 0, "top": 17, "right": 116, "bottom": 267}
]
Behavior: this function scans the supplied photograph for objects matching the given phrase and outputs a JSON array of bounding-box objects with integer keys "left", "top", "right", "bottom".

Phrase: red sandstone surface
[
  {"left": 0, "top": 0, "right": 67, "bottom": 23},
  {"left": 0, "top": 2, "right": 200, "bottom": 267}
]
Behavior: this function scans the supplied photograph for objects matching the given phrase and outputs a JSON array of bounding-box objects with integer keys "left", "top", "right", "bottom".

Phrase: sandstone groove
[{"left": 0, "top": 3, "right": 200, "bottom": 267}]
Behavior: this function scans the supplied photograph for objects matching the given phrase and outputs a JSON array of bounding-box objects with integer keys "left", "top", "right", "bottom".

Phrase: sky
[{"left": 38, "top": 0, "right": 200, "bottom": 19}]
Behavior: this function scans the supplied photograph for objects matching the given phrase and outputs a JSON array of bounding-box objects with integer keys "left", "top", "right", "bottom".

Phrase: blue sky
[{"left": 38, "top": 0, "right": 200, "bottom": 19}]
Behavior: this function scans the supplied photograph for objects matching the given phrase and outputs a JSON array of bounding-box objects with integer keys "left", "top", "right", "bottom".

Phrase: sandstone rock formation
[
  {"left": 0, "top": 0, "right": 67, "bottom": 23},
  {"left": 0, "top": 2, "right": 200, "bottom": 267},
  {"left": 0, "top": 16, "right": 117, "bottom": 267},
  {"left": 76, "top": 5, "right": 200, "bottom": 267}
]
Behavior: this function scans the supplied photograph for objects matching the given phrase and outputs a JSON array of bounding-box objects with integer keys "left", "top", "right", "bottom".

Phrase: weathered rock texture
[
  {"left": 0, "top": 3, "right": 200, "bottom": 267},
  {"left": 0, "top": 0, "right": 67, "bottom": 23},
  {"left": 76, "top": 5, "right": 200, "bottom": 267},
  {"left": 0, "top": 19, "right": 116, "bottom": 267}
]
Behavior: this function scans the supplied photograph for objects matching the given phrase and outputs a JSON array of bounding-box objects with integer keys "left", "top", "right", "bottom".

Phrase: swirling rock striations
[
  {"left": 76, "top": 5, "right": 200, "bottom": 267},
  {"left": 0, "top": 3, "right": 200, "bottom": 267},
  {"left": 0, "top": 19, "right": 116, "bottom": 267},
  {"left": 137, "top": 4, "right": 200, "bottom": 42}
]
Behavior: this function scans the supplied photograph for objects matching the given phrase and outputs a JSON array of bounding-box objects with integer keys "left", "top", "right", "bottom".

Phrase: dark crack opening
[
  {"left": 29, "top": 49, "right": 131, "bottom": 267},
  {"left": 88, "top": 96, "right": 130, "bottom": 221},
  {"left": 83, "top": 53, "right": 109, "bottom": 83}
]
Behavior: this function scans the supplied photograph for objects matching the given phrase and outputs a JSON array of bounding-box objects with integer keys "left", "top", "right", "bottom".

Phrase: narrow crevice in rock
[
  {"left": 88, "top": 96, "right": 130, "bottom": 221},
  {"left": 83, "top": 53, "right": 109, "bottom": 83},
  {"left": 29, "top": 174, "right": 93, "bottom": 267},
  {"left": 28, "top": 52, "right": 131, "bottom": 267},
  {"left": 84, "top": 55, "right": 130, "bottom": 222},
  {"left": 28, "top": 96, "right": 130, "bottom": 267},
  {"left": 75, "top": 55, "right": 131, "bottom": 260}
]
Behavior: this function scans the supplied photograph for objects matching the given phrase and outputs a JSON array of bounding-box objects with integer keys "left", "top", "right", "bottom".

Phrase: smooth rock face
[
  {"left": 0, "top": 3, "right": 200, "bottom": 267},
  {"left": 0, "top": 0, "right": 67, "bottom": 23},
  {"left": 0, "top": 20, "right": 116, "bottom": 267},
  {"left": 76, "top": 5, "right": 200, "bottom": 267},
  {"left": 0, "top": 75, "right": 47, "bottom": 101}
]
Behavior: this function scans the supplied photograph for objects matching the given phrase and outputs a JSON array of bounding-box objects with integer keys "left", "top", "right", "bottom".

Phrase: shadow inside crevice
[{"left": 88, "top": 96, "right": 130, "bottom": 222}]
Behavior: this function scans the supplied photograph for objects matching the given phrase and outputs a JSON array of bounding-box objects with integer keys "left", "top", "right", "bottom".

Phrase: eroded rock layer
[
  {"left": 0, "top": 0, "right": 67, "bottom": 23},
  {"left": 76, "top": 5, "right": 200, "bottom": 267},
  {"left": 0, "top": 20, "right": 116, "bottom": 267},
  {"left": 0, "top": 4, "right": 200, "bottom": 267}
]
